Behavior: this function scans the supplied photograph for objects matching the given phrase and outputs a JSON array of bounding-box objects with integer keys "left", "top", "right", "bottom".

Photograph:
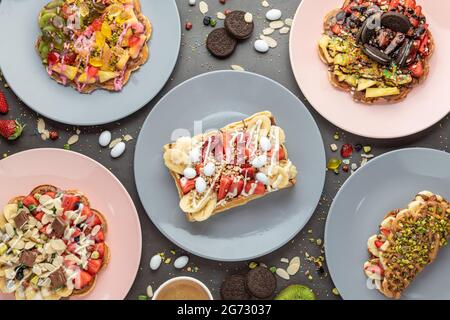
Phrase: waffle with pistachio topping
[{"left": 364, "top": 191, "right": 450, "bottom": 299}]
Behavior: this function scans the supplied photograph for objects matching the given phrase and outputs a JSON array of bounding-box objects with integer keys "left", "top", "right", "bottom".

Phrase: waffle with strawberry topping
[
  {"left": 36, "top": 0, "right": 152, "bottom": 93},
  {"left": 0, "top": 185, "right": 109, "bottom": 300},
  {"left": 163, "top": 111, "right": 298, "bottom": 222},
  {"left": 364, "top": 191, "right": 450, "bottom": 299}
]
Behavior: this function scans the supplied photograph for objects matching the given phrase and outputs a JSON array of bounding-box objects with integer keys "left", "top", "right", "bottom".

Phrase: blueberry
[
  {"left": 203, "top": 16, "right": 211, "bottom": 26},
  {"left": 15, "top": 266, "right": 24, "bottom": 280},
  {"left": 74, "top": 236, "right": 80, "bottom": 243},
  {"left": 73, "top": 202, "right": 81, "bottom": 210},
  {"left": 354, "top": 144, "right": 363, "bottom": 152},
  {"left": 336, "top": 11, "right": 346, "bottom": 22}
]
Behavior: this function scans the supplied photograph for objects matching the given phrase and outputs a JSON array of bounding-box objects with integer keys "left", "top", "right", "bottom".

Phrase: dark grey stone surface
[{"left": 0, "top": 0, "right": 448, "bottom": 300}]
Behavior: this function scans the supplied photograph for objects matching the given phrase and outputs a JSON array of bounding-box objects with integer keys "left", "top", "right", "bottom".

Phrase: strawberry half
[
  {"left": 0, "top": 91, "right": 9, "bottom": 114},
  {"left": 0, "top": 120, "right": 23, "bottom": 141},
  {"left": 75, "top": 270, "right": 93, "bottom": 290},
  {"left": 87, "top": 259, "right": 103, "bottom": 275},
  {"left": 217, "top": 176, "right": 233, "bottom": 201}
]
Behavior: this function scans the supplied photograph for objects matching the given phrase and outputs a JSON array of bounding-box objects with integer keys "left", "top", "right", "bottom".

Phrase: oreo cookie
[
  {"left": 225, "top": 11, "right": 254, "bottom": 40},
  {"left": 206, "top": 28, "right": 237, "bottom": 58},
  {"left": 220, "top": 275, "right": 250, "bottom": 300},
  {"left": 245, "top": 266, "right": 277, "bottom": 299}
]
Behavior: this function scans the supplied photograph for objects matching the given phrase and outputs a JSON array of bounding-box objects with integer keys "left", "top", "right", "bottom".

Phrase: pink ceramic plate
[
  {"left": 0, "top": 149, "right": 141, "bottom": 300},
  {"left": 290, "top": 0, "right": 450, "bottom": 139}
]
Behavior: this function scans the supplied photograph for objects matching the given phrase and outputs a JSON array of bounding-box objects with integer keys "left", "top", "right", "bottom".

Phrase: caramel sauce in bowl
[{"left": 153, "top": 277, "right": 213, "bottom": 300}]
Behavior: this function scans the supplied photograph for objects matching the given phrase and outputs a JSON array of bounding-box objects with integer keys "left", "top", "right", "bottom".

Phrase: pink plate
[
  {"left": 289, "top": 0, "right": 450, "bottom": 139},
  {"left": 0, "top": 148, "right": 141, "bottom": 300}
]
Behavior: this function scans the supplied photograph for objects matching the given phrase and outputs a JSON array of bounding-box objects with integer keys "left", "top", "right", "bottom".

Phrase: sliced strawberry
[
  {"left": 180, "top": 178, "right": 196, "bottom": 194},
  {"left": 91, "top": 18, "right": 103, "bottom": 31},
  {"left": 128, "top": 35, "right": 141, "bottom": 47},
  {"left": 380, "top": 228, "right": 391, "bottom": 237},
  {"left": 87, "top": 259, "right": 103, "bottom": 275},
  {"left": 23, "top": 195, "right": 38, "bottom": 208},
  {"left": 268, "top": 148, "right": 286, "bottom": 161},
  {"left": 67, "top": 243, "right": 78, "bottom": 254},
  {"left": 331, "top": 24, "right": 341, "bottom": 35},
  {"left": 419, "top": 33, "right": 429, "bottom": 56},
  {"left": 34, "top": 211, "right": 44, "bottom": 222},
  {"left": 228, "top": 179, "right": 244, "bottom": 198},
  {"left": 253, "top": 182, "right": 266, "bottom": 195},
  {"left": 195, "top": 164, "right": 203, "bottom": 175},
  {"left": 45, "top": 191, "right": 57, "bottom": 198},
  {"left": 75, "top": 270, "right": 93, "bottom": 290},
  {"left": 388, "top": 0, "right": 400, "bottom": 10},
  {"left": 241, "top": 167, "right": 255, "bottom": 179},
  {"left": 47, "top": 51, "right": 60, "bottom": 65},
  {"left": 72, "top": 228, "right": 82, "bottom": 238},
  {"left": 62, "top": 52, "right": 77, "bottom": 65},
  {"left": 217, "top": 176, "right": 233, "bottom": 201},
  {"left": 61, "top": 194, "right": 79, "bottom": 212},
  {"left": 375, "top": 240, "right": 385, "bottom": 248},
  {"left": 39, "top": 225, "right": 48, "bottom": 234},
  {"left": 94, "top": 242, "right": 105, "bottom": 258},
  {"left": 81, "top": 206, "right": 93, "bottom": 218},
  {"left": 87, "top": 65, "right": 99, "bottom": 78},
  {"left": 94, "top": 230, "right": 104, "bottom": 242},
  {"left": 365, "top": 264, "right": 384, "bottom": 277},
  {"left": 404, "top": 0, "right": 416, "bottom": 9},
  {"left": 409, "top": 60, "right": 424, "bottom": 78},
  {"left": 85, "top": 214, "right": 101, "bottom": 229},
  {"left": 414, "top": 5, "right": 422, "bottom": 16},
  {"left": 63, "top": 259, "right": 76, "bottom": 268}
]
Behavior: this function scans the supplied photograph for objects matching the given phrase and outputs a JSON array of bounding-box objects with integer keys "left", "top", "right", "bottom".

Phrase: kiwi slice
[{"left": 274, "top": 285, "right": 316, "bottom": 300}]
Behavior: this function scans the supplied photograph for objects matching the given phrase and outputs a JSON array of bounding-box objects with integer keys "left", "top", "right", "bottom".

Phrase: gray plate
[
  {"left": 325, "top": 148, "right": 450, "bottom": 300},
  {"left": 134, "top": 70, "right": 326, "bottom": 261},
  {"left": 0, "top": 0, "right": 180, "bottom": 125}
]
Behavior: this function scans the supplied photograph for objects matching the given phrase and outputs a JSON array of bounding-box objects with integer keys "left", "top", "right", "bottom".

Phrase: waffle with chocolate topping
[
  {"left": 0, "top": 185, "right": 109, "bottom": 300},
  {"left": 364, "top": 191, "right": 450, "bottom": 299}
]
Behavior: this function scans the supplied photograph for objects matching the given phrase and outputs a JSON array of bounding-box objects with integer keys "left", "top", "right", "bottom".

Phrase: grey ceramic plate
[
  {"left": 325, "top": 148, "right": 450, "bottom": 300},
  {"left": 134, "top": 71, "right": 326, "bottom": 261},
  {"left": 0, "top": 0, "right": 180, "bottom": 125}
]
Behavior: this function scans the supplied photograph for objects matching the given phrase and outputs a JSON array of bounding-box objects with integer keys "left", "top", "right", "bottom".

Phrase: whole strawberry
[
  {"left": 0, "top": 120, "right": 23, "bottom": 140},
  {"left": 0, "top": 91, "right": 8, "bottom": 114}
]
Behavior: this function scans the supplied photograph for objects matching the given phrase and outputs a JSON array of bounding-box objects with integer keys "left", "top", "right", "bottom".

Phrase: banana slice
[
  {"left": 163, "top": 148, "right": 189, "bottom": 174},
  {"left": 269, "top": 165, "right": 290, "bottom": 189},
  {"left": 269, "top": 126, "right": 286, "bottom": 145},
  {"left": 25, "top": 286, "right": 37, "bottom": 300},
  {"left": 245, "top": 115, "right": 272, "bottom": 139},
  {"left": 15, "top": 288, "right": 26, "bottom": 300},
  {"left": 3, "top": 204, "right": 18, "bottom": 224},
  {"left": 56, "top": 286, "right": 73, "bottom": 298},
  {"left": 191, "top": 195, "right": 217, "bottom": 222},
  {"left": 180, "top": 190, "right": 209, "bottom": 213},
  {"left": 175, "top": 136, "right": 193, "bottom": 154}
]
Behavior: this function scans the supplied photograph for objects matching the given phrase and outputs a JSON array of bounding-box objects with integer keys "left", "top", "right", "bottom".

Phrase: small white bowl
[{"left": 152, "top": 276, "right": 213, "bottom": 300}]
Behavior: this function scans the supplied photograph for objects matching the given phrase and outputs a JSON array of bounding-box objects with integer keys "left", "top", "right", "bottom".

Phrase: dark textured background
[{"left": 0, "top": 0, "right": 448, "bottom": 300}]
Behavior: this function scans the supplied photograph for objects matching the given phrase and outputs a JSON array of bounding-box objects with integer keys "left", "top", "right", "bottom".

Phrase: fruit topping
[{"left": 218, "top": 176, "right": 233, "bottom": 201}]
